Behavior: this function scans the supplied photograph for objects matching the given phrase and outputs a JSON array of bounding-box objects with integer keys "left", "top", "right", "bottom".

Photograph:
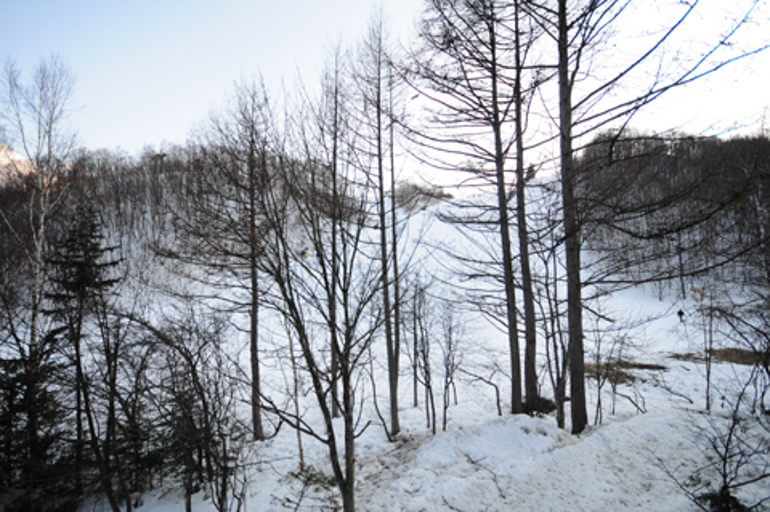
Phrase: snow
[
  {"left": 0, "top": 144, "right": 34, "bottom": 185},
  {"left": 123, "top": 402, "right": 766, "bottom": 511},
  {"left": 102, "top": 280, "right": 768, "bottom": 511},
  {"left": 78, "top": 199, "right": 770, "bottom": 512}
]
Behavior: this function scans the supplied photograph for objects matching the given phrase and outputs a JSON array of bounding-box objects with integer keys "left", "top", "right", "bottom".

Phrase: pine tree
[{"left": 47, "top": 200, "right": 120, "bottom": 502}]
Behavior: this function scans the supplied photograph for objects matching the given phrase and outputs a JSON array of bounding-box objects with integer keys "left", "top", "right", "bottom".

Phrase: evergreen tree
[{"left": 47, "top": 200, "right": 120, "bottom": 503}]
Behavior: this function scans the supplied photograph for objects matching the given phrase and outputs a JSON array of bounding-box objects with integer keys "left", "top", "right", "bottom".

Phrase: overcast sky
[
  {"left": 3, "top": 1, "right": 769, "bottom": 156},
  {"left": 2, "top": 0, "right": 422, "bottom": 154}
]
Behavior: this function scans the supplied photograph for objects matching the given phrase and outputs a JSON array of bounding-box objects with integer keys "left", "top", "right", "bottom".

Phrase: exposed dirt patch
[
  {"left": 710, "top": 347, "right": 763, "bottom": 365},
  {"left": 671, "top": 352, "right": 704, "bottom": 363},
  {"left": 586, "top": 360, "right": 667, "bottom": 386},
  {"left": 586, "top": 363, "right": 635, "bottom": 386},
  {"left": 616, "top": 360, "right": 667, "bottom": 371},
  {"left": 671, "top": 347, "right": 763, "bottom": 366}
]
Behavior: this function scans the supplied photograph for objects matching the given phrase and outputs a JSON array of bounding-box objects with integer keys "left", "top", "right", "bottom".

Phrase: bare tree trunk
[
  {"left": 81, "top": 362, "right": 121, "bottom": 512},
  {"left": 487, "top": 9, "right": 523, "bottom": 415},
  {"left": 370, "top": 22, "right": 400, "bottom": 437},
  {"left": 341, "top": 340, "right": 356, "bottom": 512},
  {"left": 249, "top": 264, "right": 263, "bottom": 440},
  {"left": 388, "top": 69, "right": 403, "bottom": 431},
  {"left": 100, "top": 309, "right": 133, "bottom": 512},
  {"left": 287, "top": 322, "right": 304, "bottom": 469},
  {"left": 413, "top": 303, "right": 419, "bottom": 408},
  {"left": 27, "top": 178, "right": 47, "bottom": 483},
  {"left": 558, "top": 0, "right": 587, "bottom": 434},
  {"left": 542, "top": 238, "right": 567, "bottom": 429},
  {"left": 249, "top": 150, "right": 264, "bottom": 441},
  {"left": 74, "top": 324, "right": 84, "bottom": 496},
  {"left": 513, "top": 0, "right": 540, "bottom": 413},
  {"left": 330, "top": 72, "right": 342, "bottom": 419}
]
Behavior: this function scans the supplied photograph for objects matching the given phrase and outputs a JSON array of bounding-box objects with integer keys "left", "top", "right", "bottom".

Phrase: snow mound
[{"left": 353, "top": 409, "right": 733, "bottom": 511}]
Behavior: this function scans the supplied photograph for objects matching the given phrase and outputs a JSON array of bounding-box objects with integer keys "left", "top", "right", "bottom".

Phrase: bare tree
[
  {"left": 0, "top": 55, "right": 76, "bottom": 488},
  {"left": 310, "top": 46, "right": 350, "bottom": 420},
  {"left": 554, "top": 0, "right": 588, "bottom": 434},
  {"left": 162, "top": 80, "right": 275, "bottom": 441},
  {"left": 127, "top": 306, "right": 250, "bottom": 512},
  {"left": 354, "top": 14, "right": 403, "bottom": 436},
  {"left": 441, "top": 306, "right": 462, "bottom": 431},
  {"left": 254, "top": 91, "right": 384, "bottom": 511},
  {"left": 531, "top": 188, "right": 569, "bottom": 427},
  {"left": 412, "top": 281, "right": 437, "bottom": 434},
  {"left": 522, "top": 0, "right": 770, "bottom": 433},
  {"left": 661, "top": 381, "right": 770, "bottom": 512},
  {"left": 406, "top": 0, "right": 546, "bottom": 415}
]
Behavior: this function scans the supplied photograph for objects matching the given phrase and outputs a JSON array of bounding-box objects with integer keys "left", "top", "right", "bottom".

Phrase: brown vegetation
[
  {"left": 586, "top": 360, "right": 668, "bottom": 386},
  {"left": 671, "top": 347, "right": 761, "bottom": 365}
]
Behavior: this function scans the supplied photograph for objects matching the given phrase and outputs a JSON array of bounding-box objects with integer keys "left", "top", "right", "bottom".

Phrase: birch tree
[{"left": 0, "top": 55, "right": 76, "bottom": 484}]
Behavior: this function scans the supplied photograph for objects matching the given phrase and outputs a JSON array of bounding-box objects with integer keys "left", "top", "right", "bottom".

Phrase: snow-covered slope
[{"left": 100, "top": 195, "right": 770, "bottom": 512}]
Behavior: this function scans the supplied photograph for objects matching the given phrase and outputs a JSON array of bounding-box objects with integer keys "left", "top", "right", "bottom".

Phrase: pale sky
[
  {"left": 2, "top": 1, "right": 769, "bottom": 157},
  {"left": 2, "top": 0, "right": 422, "bottom": 154}
]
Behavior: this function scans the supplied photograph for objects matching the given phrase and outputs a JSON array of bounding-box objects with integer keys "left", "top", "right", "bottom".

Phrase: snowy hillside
[
  {"left": 83, "top": 199, "right": 769, "bottom": 512},
  {"left": 3, "top": 129, "right": 769, "bottom": 512},
  {"left": 96, "top": 292, "right": 769, "bottom": 511},
  {"left": 5, "top": 4, "right": 770, "bottom": 510}
]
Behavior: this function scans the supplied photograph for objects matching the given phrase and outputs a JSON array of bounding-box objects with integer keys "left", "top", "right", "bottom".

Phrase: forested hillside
[
  {"left": 2, "top": 1, "right": 770, "bottom": 511},
  {"left": 580, "top": 134, "right": 770, "bottom": 293}
]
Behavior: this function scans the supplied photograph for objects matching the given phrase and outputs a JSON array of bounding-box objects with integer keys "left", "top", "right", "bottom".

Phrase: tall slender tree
[
  {"left": 47, "top": 201, "right": 120, "bottom": 499},
  {"left": 256, "top": 132, "right": 383, "bottom": 512},
  {"left": 512, "top": 0, "right": 542, "bottom": 412},
  {"left": 164, "top": 80, "right": 275, "bottom": 440},
  {"left": 525, "top": 0, "right": 770, "bottom": 433},
  {"left": 355, "top": 14, "right": 403, "bottom": 435},
  {"left": 48, "top": 200, "right": 123, "bottom": 510},
  {"left": 406, "top": 0, "right": 543, "bottom": 414},
  {"left": 555, "top": 0, "right": 587, "bottom": 433},
  {"left": 310, "top": 46, "right": 350, "bottom": 420}
]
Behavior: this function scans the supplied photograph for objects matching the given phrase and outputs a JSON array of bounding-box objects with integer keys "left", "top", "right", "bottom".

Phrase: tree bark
[
  {"left": 513, "top": 0, "right": 540, "bottom": 412},
  {"left": 371, "top": 23, "right": 400, "bottom": 436},
  {"left": 487, "top": 4, "right": 523, "bottom": 415},
  {"left": 388, "top": 67, "right": 403, "bottom": 431},
  {"left": 558, "top": 0, "right": 587, "bottom": 434},
  {"left": 249, "top": 146, "right": 264, "bottom": 441}
]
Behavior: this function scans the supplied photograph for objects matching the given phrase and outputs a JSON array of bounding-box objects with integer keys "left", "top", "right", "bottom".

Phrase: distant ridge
[{"left": 0, "top": 144, "right": 34, "bottom": 185}]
